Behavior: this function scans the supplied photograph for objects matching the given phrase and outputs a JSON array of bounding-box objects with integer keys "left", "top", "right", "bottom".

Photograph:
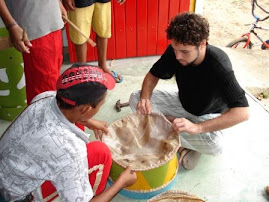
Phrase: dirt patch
[{"left": 203, "top": 0, "right": 269, "bottom": 111}]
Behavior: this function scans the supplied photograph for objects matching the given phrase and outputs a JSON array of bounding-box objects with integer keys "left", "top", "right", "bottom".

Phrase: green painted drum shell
[
  {"left": 0, "top": 28, "right": 26, "bottom": 121},
  {"left": 110, "top": 154, "right": 178, "bottom": 191}
]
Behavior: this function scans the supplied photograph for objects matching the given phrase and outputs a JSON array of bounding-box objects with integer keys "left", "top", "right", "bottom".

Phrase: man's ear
[
  {"left": 200, "top": 39, "right": 207, "bottom": 48},
  {"left": 80, "top": 105, "right": 92, "bottom": 116}
]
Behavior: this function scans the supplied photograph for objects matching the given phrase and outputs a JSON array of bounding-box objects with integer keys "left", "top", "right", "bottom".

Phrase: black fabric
[
  {"left": 75, "top": 0, "right": 110, "bottom": 8},
  {"left": 150, "top": 44, "right": 249, "bottom": 116}
]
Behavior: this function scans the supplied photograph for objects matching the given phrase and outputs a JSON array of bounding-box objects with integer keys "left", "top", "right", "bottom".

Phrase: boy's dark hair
[
  {"left": 56, "top": 82, "right": 107, "bottom": 109},
  {"left": 166, "top": 12, "right": 209, "bottom": 46}
]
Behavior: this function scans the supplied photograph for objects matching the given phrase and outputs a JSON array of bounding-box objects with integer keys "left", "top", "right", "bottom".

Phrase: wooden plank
[
  {"left": 169, "top": 0, "right": 180, "bottom": 20},
  {"left": 180, "top": 0, "right": 190, "bottom": 12},
  {"left": 125, "top": 0, "right": 137, "bottom": 57},
  {"left": 113, "top": 0, "right": 127, "bottom": 59},
  {"left": 137, "top": 0, "right": 147, "bottom": 57},
  {"left": 157, "top": 0, "right": 169, "bottom": 55},
  {"left": 147, "top": 0, "right": 158, "bottom": 56},
  {"left": 65, "top": 24, "right": 77, "bottom": 62},
  {"left": 107, "top": 0, "right": 116, "bottom": 60}
]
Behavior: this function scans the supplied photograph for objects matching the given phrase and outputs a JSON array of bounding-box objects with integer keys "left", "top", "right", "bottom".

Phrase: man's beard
[{"left": 179, "top": 48, "right": 200, "bottom": 66}]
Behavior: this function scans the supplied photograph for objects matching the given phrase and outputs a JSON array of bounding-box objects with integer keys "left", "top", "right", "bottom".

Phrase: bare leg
[
  {"left": 96, "top": 35, "right": 121, "bottom": 82},
  {"left": 75, "top": 42, "right": 87, "bottom": 62}
]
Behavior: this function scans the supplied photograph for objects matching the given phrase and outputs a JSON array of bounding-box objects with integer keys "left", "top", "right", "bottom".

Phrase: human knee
[
  {"left": 87, "top": 141, "right": 112, "bottom": 163},
  {"left": 129, "top": 90, "right": 141, "bottom": 112}
]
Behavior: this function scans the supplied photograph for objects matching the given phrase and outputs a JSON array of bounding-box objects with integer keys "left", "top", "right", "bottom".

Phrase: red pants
[
  {"left": 23, "top": 30, "right": 63, "bottom": 104},
  {"left": 40, "top": 141, "right": 112, "bottom": 201}
]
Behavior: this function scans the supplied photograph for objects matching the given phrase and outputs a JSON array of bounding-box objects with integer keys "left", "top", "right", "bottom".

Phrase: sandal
[
  {"left": 178, "top": 148, "right": 201, "bottom": 170},
  {"left": 111, "top": 70, "right": 123, "bottom": 83}
]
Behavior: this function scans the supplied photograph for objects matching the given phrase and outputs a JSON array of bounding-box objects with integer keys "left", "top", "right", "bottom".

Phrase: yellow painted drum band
[{"left": 110, "top": 155, "right": 178, "bottom": 191}]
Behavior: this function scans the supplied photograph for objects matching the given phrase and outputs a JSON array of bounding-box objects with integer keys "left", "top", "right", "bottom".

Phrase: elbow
[{"left": 242, "top": 107, "right": 250, "bottom": 122}]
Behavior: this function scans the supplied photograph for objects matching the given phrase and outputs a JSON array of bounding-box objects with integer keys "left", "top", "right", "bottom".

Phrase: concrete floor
[{"left": 1, "top": 53, "right": 269, "bottom": 202}]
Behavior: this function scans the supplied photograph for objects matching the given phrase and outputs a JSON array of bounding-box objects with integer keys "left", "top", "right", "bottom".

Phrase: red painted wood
[
  {"left": 113, "top": 1, "right": 126, "bottom": 59},
  {"left": 179, "top": 0, "right": 190, "bottom": 12},
  {"left": 107, "top": 0, "right": 116, "bottom": 60},
  {"left": 147, "top": 0, "right": 158, "bottom": 56},
  {"left": 137, "top": 0, "right": 147, "bottom": 57},
  {"left": 65, "top": 0, "right": 192, "bottom": 62},
  {"left": 65, "top": 24, "right": 76, "bottom": 63},
  {"left": 157, "top": 0, "right": 169, "bottom": 55},
  {"left": 169, "top": 0, "right": 180, "bottom": 21},
  {"left": 125, "top": 0, "right": 137, "bottom": 57}
]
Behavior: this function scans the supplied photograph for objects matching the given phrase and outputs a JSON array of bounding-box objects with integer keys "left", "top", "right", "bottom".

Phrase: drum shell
[{"left": 109, "top": 154, "right": 178, "bottom": 199}]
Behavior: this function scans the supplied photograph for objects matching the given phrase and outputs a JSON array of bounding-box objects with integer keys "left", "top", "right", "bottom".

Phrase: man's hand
[
  {"left": 9, "top": 26, "right": 32, "bottom": 53},
  {"left": 117, "top": 0, "right": 126, "bottom": 5},
  {"left": 172, "top": 118, "right": 201, "bottom": 135},
  {"left": 62, "top": 0, "right": 75, "bottom": 11},
  {"left": 136, "top": 98, "right": 152, "bottom": 115},
  {"left": 117, "top": 166, "right": 137, "bottom": 188},
  {"left": 78, "top": 119, "right": 109, "bottom": 140}
]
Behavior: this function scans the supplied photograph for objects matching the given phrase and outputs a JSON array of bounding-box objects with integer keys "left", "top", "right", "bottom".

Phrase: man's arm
[
  {"left": 0, "top": 0, "right": 31, "bottom": 53},
  {"left": 172, "top": 107, "right": 250, "bottom": 134},
  {"left": 136, "top": 72, "right": 159, "bottom": 114}
]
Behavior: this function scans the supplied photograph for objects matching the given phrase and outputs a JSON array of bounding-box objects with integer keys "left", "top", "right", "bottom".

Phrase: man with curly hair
[{"left": 129, "top": 12, "right": 250, "bottom": 170}]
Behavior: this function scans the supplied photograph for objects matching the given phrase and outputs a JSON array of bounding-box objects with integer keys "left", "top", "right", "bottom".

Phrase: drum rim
[
  {"left": 148, "top": 190, "right": 205, "bottom": 202},
  {"left": 104, "top": 112, "right": 181, "bottom": 171}
]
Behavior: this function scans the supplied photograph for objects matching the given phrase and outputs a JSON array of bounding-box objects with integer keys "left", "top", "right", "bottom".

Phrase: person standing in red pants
[{"left": 0, "top": 0, "right": 67, "bottom": 104}]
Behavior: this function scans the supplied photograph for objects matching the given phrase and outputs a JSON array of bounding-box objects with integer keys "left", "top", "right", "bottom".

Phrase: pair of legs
[
  {"left": 38, "top": 141, "right": 112, "bottom": 201},
  {"left": 23, "top": 30, "right": 63, "bottom": 104},
  {"left": 68, "top": 2, "right": 122, "bottom": 82},
  {"left": 129, "top": 90, "right": 224, "bottom": 169}
]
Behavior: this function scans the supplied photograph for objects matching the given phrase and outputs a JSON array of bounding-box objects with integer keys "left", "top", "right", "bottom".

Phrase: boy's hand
[
  {"left": 62, "top": 0, "right": 75, "bottom": 11},
  {"left": 59, "top": 0, "right": 67, "bottom": 19},
  {"left": 9, "top": 26, "right": 32, "bottom": 53},
  {"left": 117, "top": 166, "right": 137, "bottom": 188},
  {"left": 78, "top": 119, "right": 109, "bottom": 140}
]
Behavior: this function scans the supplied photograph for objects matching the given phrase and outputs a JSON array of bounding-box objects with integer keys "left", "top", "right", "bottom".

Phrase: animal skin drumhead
[{"left": 102, "top": 113, "right": 180, "bottom": 171}]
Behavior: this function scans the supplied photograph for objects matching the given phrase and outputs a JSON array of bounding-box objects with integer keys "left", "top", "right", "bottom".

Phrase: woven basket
[{"left": 148, "top": 190, "right": 205, "bottom": 202}]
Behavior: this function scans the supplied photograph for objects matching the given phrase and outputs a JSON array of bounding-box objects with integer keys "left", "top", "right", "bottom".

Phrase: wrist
[{"left": 6, "top": 21, "right": 18, "bottom": 30}]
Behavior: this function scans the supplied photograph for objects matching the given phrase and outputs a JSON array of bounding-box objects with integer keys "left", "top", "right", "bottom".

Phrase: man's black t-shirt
[
  {"left": 75, "top": 0, "right": 110, "bottom": 8},
  {"left": 150, "top": 44, "right": 249, "bottom": 116}
]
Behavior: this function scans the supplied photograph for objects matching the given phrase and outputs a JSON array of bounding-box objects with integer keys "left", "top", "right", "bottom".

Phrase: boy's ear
[{"left": 80, "top": 105, "right": 92, "bottom": 116}]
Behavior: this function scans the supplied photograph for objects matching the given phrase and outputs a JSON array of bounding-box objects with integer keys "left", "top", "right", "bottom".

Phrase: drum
[
  {"left": 148, "top": 190, "right": 205, "bottom": 202},
  {"left": 103, "top": 113, "right": 180, "bottom": 199}
]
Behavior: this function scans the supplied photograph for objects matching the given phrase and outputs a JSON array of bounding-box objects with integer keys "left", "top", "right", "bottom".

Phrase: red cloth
[
  {"left": 23, "top": 30, "right": 63, "bottom": 104},
  {"left": 40, "top": 141, "right": 112, "bottom": 201}
]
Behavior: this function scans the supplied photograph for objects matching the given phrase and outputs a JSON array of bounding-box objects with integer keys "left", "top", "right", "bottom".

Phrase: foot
[
  {"left": 178, "top": 148, "right": 201, "bottom": 170},
  {"left": 102, "top": 67, "right": 122, "bottom": 83}
]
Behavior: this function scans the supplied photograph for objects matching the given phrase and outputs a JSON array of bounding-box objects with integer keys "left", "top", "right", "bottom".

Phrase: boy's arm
[
  {"left": 0, "top": 0, "right": 32, "bottom": 53},
  {"left": 90, "top": 166, "right": 137, "bottom": 202}
]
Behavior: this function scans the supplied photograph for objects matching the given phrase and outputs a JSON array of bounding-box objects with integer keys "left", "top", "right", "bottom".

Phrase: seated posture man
[
  {"left": 0, "top": 64, "right": 137, "bottom": 202},
  {"left": 129, "top": 12, "right": 249, "bottom": 170}
]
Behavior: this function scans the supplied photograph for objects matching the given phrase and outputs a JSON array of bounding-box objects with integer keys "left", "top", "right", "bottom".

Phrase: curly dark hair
[{"left": 166, "top": 12, "right": 209, "bottom": 46}]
